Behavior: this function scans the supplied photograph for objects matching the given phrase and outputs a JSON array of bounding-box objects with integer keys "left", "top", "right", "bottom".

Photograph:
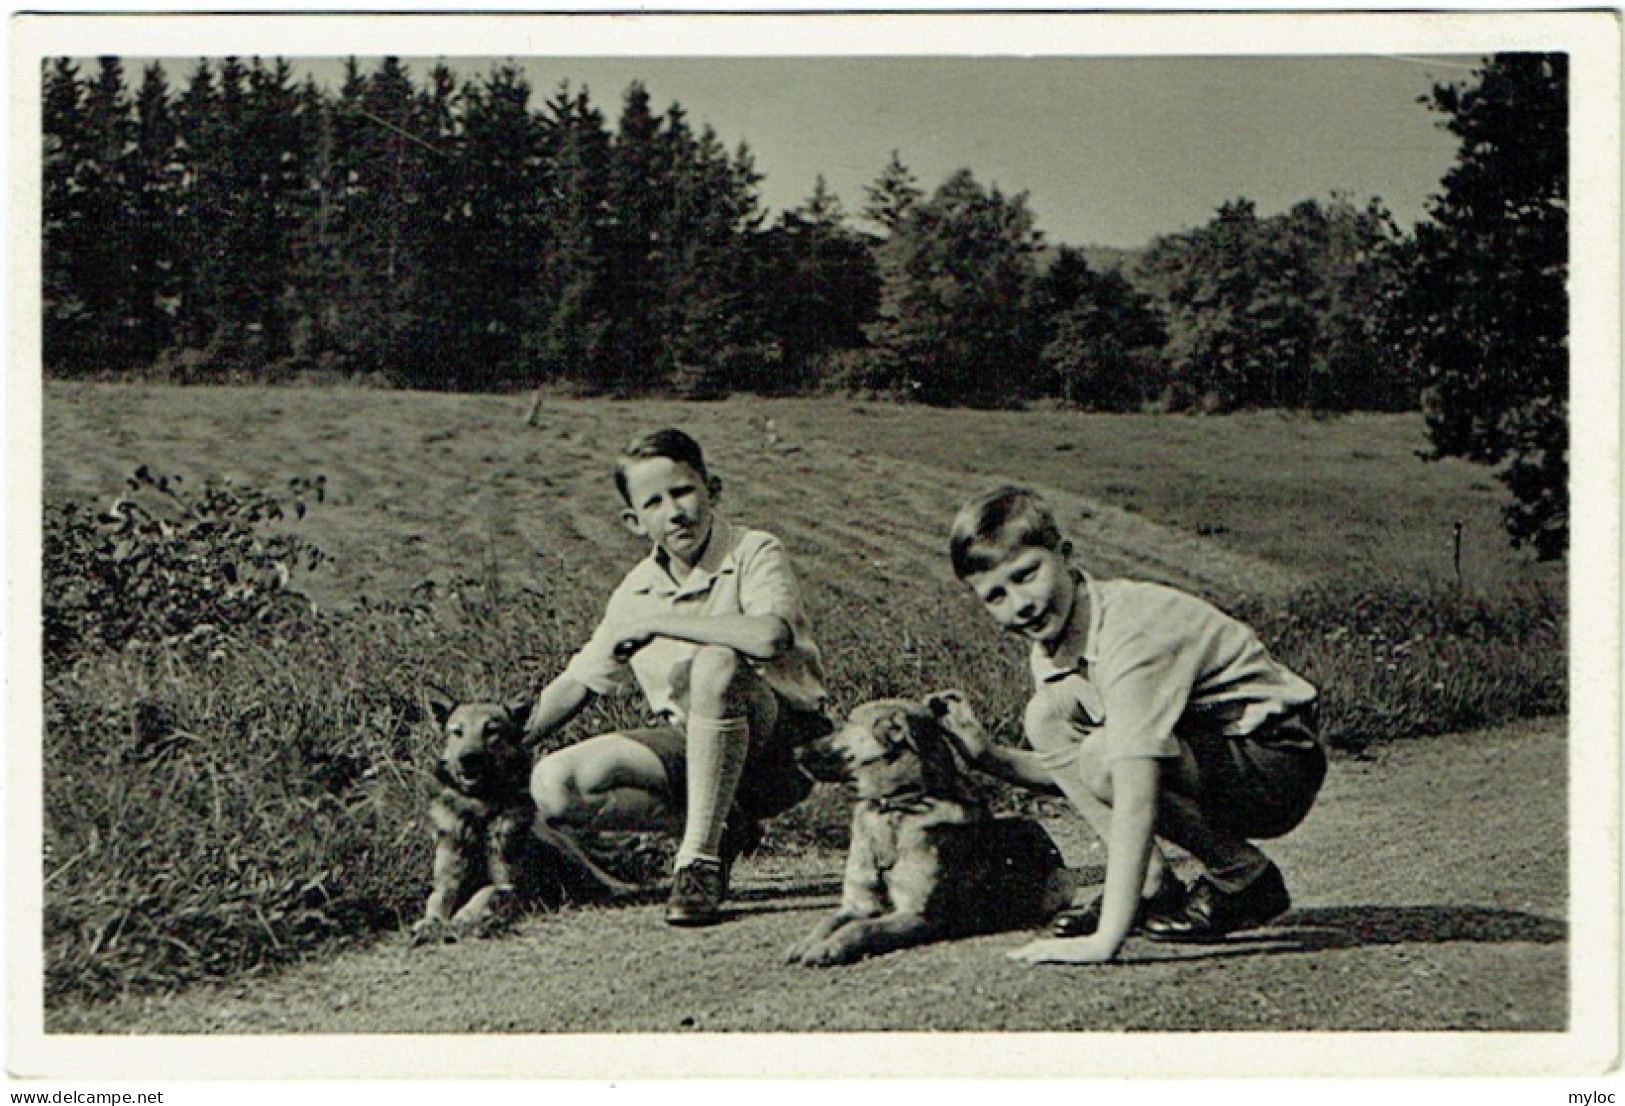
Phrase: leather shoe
[
  {"left": 1143, "top": 860, "right": 1291, "bottom": 943},
  {"left": 1052, "top": 877, "right": 1188, "bottom": 938},
  {"left": 665, "top": 858, "right": 727, "bottom": 927}
]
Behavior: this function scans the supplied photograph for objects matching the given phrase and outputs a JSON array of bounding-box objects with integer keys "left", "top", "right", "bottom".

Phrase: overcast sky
[{"left": 127, "top": 52, "right": 1474, "bottom": 250}]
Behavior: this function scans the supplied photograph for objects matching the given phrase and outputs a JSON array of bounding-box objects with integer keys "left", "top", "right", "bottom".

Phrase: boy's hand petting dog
[
  {"left": 923, "top": 689, "right": 991, "bottom": 763},
  {"left": 1006, "top": 935, "right": 1119, "bottom": 965}
]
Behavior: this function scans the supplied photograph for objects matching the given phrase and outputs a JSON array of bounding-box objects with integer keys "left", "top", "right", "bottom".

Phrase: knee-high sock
[{"left": 676, "top": 714, "right": 751, "bottom": 868}]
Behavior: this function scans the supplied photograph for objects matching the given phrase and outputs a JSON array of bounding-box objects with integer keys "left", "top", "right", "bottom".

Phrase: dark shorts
[
  {"left": 619, "top": 693, "right": 831, "bottom": 822},
  {"left": 1182, "top": 703, "right": 1327, "bottom": 841}
]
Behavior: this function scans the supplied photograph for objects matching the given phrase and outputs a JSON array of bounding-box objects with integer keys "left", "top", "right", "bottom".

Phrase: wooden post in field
[{"left": 1453, "top": 520, "right": 1465, "bottom": 589}]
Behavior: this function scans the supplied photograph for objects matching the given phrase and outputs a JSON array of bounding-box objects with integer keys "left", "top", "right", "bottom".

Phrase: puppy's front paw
[
  {"left": 784, "top": 930, "right": 821, "bottom": 965},
  {"left": 797, "top": 937, "right": 860, "bottom": 968},
  {"left": 409, "top": 917, "right": 449, "bottom": 947}
]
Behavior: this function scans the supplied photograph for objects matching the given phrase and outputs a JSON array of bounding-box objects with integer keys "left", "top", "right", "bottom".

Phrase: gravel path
[{"left": 49, "top": 717, "right": 1568, "bottom": 1052}]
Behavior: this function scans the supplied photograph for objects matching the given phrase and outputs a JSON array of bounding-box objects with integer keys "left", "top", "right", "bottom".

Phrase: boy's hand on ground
[
  {"left": 1006, "top": 935, "right": 1118, "bottom": 965},
  {"left": 924, "top": 689, "right": 990, "bottom": 761}
]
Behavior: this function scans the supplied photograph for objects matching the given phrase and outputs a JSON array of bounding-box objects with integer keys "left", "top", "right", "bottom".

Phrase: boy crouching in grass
[
  {"left": 946, "top": 486, "right": 1326, "bottom": 964},
  {"left": 521, "top": 428, "right": 829, "bottom": 927}
]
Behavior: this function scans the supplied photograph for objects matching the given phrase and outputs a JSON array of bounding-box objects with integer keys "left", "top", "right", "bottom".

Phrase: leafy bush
[{"left": 43, "top": 466, "right": 328, "bottom": 660}]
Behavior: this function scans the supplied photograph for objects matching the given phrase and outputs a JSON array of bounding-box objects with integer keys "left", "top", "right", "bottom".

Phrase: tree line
[
  {"left": 43, "top": 54, "right": 1567, "bottom": 553},
  {"left": 44, "top": 55, "right": 1415, "bottom": 411}
]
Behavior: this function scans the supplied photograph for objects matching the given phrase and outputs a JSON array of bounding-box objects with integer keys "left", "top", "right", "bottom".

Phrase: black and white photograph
[{"left": 6, "top": 8, "right": 1620, "bottom": 1088}]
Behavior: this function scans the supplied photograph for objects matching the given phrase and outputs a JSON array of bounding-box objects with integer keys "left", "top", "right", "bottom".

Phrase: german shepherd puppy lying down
[
  {"left": 411, "top": 694, "right": 630, "bottom": 945},
  {"left": 787, "top": 693, "right": 1083, "bottom": 967}
]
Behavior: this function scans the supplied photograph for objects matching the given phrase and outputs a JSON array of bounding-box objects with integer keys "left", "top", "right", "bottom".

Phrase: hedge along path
[{"left": 44, "top": 385, "right": 1304, "bottom": 620}]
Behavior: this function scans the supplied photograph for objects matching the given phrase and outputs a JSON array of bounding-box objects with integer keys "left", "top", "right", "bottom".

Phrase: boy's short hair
[
  {"left": 949, "top": 486, "right": 1065, "bottom": 579},
  {"left": 614, "top": 428, "right": 711, "bottom": 505}
]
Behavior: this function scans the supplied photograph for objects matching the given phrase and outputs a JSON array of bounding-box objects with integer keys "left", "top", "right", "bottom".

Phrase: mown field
[{"left": 38, "top": 382, "right": 1567, "bottom": 1011}]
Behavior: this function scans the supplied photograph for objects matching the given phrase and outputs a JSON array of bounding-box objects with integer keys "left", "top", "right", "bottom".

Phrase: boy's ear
[
  {"left": 620, "top": 507, "right": 647, "bottom": 538},
  {"left": 1060, "top": 539, "right": 1074, "bottom": 559},
  {"left": 707, "top": 474, "right": 723, "bottom": 502}
]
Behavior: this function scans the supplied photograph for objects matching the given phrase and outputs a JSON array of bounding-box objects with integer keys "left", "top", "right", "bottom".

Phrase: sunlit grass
[{"left": 40, "top": 383, "right": 1566, "bottom": 1005}]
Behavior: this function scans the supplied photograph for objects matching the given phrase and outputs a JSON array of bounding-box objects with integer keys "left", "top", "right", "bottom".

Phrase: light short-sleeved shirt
[
  {"left": 1030, "top": 573, "right": 1317, "bottom": 762},
  {"left": 563, "top": 518, "right": 826, "bottom": 725}
]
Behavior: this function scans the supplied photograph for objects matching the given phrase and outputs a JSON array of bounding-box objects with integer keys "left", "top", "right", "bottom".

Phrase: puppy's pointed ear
[
  {"left": 504, "top": 695, "right": 534, "bottom": 728},
  {"left": 875, "top": 708, "right": 913, "bottom": 750},
  {"left": 426, "top": 687, "right": 456, "bottom": 727}
]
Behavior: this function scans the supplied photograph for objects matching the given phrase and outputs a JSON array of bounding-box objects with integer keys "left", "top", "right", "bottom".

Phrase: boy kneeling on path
[{"left": 945, "top": 486, "right": 1326, "bottom": 964}]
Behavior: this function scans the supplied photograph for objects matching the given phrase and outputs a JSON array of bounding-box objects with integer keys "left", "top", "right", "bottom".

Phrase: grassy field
[{"left": 38, "top": 382, "right": 1566, "bottom": 1006}]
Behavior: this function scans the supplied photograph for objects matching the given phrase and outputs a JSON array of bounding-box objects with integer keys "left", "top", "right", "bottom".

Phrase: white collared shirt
[
  {"left": 563, "top": 518, "right": 826, "bottom": 724},
  {"left": 1030, "top": 573, "right": 1317, "bottom": 760}
]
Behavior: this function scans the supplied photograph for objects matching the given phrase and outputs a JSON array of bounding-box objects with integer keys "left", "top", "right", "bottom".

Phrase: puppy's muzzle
[
  {"left": 796, "top": 734, "right": 849, "bottom": 784},
  {"left": 439, "top": 750, "right": 494, "bottom": 792}
]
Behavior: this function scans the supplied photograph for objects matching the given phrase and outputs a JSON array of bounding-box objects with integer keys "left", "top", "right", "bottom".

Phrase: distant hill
[{"left": 1036, "top": 242, "right": 1146, "bottom": 276}]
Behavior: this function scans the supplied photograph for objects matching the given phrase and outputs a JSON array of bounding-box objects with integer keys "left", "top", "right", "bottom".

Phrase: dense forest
[{"left": 43, "top": 55, "right": 1430, "bottom": 412}]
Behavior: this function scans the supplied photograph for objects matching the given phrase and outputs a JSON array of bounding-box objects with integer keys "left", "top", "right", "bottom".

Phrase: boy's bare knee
[
  {"left": 530, "top": 757, "right": 576, "bottom": 823},
  {"left": 688, "top": 644, "right": 755, "bottom": 713},
  {"left": 1073, "top": 740, "right": 1113, "bottom": 799}
]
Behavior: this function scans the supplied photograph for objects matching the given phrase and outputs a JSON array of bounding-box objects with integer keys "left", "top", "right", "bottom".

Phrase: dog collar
[{"left": 869, "top": 786, "right": 935, "bottom": 815}]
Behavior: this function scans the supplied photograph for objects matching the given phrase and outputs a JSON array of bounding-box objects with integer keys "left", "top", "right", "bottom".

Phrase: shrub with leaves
[{"left": 43, "top": 466, "right": 328, "bottom": 660}]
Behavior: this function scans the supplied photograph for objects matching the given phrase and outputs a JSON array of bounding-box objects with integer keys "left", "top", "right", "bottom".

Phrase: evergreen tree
[
  {"left": 51, "top": 57, "right": 143, "bottom": 373},
  {"left": 659, "top": 116, "right": 768, "bottom": 397},
  {"left": 599, "top": 82, "right": 666, "bottom": 394},
  {"left": 333, "top": 57, "right": 446, "bottom": 380},
  {"left": 128, "top": 63, "right": 183, "bottom": 366},
  {"left": 1393, "top": 53, "right": 1568, "bottom": 559},
  {"left": 749, "top": 176, "right": 881, "bottom": 391},
  {"left": 862, "top": 149, "right": 922, "bottom": 233},
  {"left": 239, "top": 57, "right": 312, "bottom": 366},
  {"left": 529, "top": 82, "right": 612, "bottom": 386},
  {"left": 42, "top": 58, "right": 89, "bottom": 373},
  {"left": 171, "top": 58, "right": 236, "bottom": 361},
  {"left": 1032, "top": 247, "right": 1167, "bottom": 410},
  {"left": 413, "top": 62, "right": 544, "bottom": 389},
  {"left": 867, "top": 168, "right": 1043, "bottom": 406}
]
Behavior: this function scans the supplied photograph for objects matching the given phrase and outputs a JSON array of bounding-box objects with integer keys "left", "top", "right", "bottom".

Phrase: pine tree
[
  {"left": 1032, "top": 247, "right": 1167, "bottom": 410},
  {"left": 749, "top": 176, "right": 880, "bottom": 391},
  {"left": 128, "top": 63, "right": 182, "bottom": 366},
  {"left": 861, "top": 149, "right": 922, "bottom": 233},
  {"left": 1395, "top": 53, "right": 1569, "bottom": 559},
  {"left": 42, "top": 58, "right": 89, "bottom": 373},
  {"left": 867, "top": 168, "right": 1043, "bottom": 406},
  {"left": 56, "top": 57, "right": 143, "bottom": 372},
  {"left": 599, "top": 82, "right": 666, "bottom": 394},
  {"left": 530, "top": 82, "right": 612, "bottom": 387},
  {"left": 414, "top": 62, "right": 545, "bottom": 390}
]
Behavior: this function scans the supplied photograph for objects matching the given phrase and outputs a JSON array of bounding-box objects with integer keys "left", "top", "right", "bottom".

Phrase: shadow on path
[
  {"left": 1124, "top": 903, "right": 1567, "bottom": 963},
  {"left": 1282, "top": 903, "right": 1567, "bottom": 946}
]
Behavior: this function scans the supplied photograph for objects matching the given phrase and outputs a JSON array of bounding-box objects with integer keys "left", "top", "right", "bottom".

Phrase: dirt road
[{"left": 50, "top": 717, "right": 1568, "bottom": 1048}]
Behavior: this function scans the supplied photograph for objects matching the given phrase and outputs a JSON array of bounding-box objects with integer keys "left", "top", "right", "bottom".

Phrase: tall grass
[{"left": 1239, "top": 576, "right": 1566, "bottom": 754}]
